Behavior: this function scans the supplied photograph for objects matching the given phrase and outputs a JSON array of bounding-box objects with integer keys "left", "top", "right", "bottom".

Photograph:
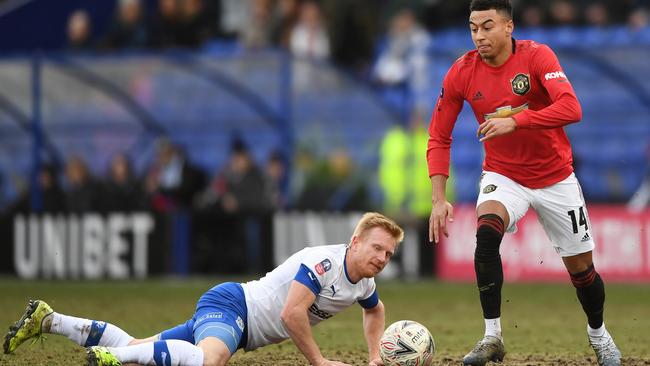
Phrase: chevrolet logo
[{"left": 484, "top": 103, "right": 529, "bottom": 119}]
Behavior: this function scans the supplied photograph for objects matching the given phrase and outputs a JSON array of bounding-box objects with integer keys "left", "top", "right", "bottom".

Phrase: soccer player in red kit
[{"left": 426, "top": 1, "right": 621, "bottom": 365}]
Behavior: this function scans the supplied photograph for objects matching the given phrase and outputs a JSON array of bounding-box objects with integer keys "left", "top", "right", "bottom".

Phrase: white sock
[
  {"left": 49, "top": 312, "right": 133, "bottom": 347},
  {"left": 110, "top": 340, "right": 204, "bottom": 366},
  {"left": 484, "top": 318, "right": 502, "bottom": 339},
  {"left": 588, "top": 323, "right": 606, "bottom": 338}
]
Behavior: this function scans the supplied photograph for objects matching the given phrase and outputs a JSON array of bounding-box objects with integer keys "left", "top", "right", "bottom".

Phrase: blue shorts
[{"left": 159, "top": 282, "right": 248, "bottom": 354}]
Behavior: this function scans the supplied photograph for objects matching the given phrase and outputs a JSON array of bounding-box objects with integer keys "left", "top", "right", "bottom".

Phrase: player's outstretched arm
[
  {"left": 429, "top": 175, "right": 454, "bottom": 244},
  {"left": 362, "top": 300, "right": 385, "bottom": 366},
  {"left": 280, "top": 281, "right": 351, "bottom": 366}
]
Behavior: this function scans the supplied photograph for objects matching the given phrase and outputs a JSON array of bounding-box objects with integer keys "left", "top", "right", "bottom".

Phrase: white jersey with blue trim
[{"left": 240, "top": 244, "right": 377, "bottom": 351}]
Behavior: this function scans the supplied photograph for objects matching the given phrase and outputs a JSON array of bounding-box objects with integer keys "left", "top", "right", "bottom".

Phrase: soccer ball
[{"left": 379, "top": 320, "right": 435, "bottom": 366}]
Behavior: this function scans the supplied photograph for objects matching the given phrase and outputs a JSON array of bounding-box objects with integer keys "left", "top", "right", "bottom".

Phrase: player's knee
[
  {"left": 475, "top": 214, "right": 505, "bottom": 263},
  {"left": 202, "top": 351, "right": 228, "bottom": 366},
  {"left": 570, "top": 264, "right": 600, "bottom": 288},
  {"left": 199, "top": 339, "right": 231, "bottom": 366}
]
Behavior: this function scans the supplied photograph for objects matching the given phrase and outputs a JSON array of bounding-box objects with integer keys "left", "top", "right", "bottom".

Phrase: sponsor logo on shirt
[
  {"left": 329, "top": 285, "right": 338, "bottom": 296},
  {"left": 511, "top": 73, "right": 531, "bottom": 95},
  {"left": 197, "top": 312, "right": 223, "bottom": 323},
  {"left": 483, "top": 184, "right": 497, "bottom": 194},
  {"left": 484, "top": 103, "right": 529, "bottom": 120},
  {"left": 308, "top": 303, "right": 333, "bottom": 320},
  {"left": 544, "top": 71, "right": 566, "bottom": 80},
  {"left": 314, "top": 259, "right": 332, "bottom": 275}
]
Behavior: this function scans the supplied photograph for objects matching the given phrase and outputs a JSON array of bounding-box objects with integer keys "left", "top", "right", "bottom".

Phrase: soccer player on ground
[
  {"left": 4, "top": 212, "right": 402, "bottom": 366},
  {"left": 426, "top": 1, "right": 621, "bottom": 365}
]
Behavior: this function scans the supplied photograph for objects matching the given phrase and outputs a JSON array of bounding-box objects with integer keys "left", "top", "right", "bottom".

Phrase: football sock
[
  {"left": 484, "top": 317, "right": 502, "bottom": 339},
  {"left": 588, "top": 323, "right": 607, "bottom": 338},
  {"left": 475, "top": 214, "right": 505, "bottom": 320},
  {"left": 110, "top": 340, "right": 204, "bottom": 366},
  {"left": 48, "top": 313, "right": 133, "bottom": 347},
  {"left": 570, "top": 264, "right": 605, "bottom": 329}
]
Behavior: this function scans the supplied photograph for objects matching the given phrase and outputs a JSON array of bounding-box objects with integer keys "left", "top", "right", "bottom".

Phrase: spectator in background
[
  {"left": 8, "top": 164, "right": 66, "bottom": 214},
  {"left": 206, "top": 138, "right": 272, "bottom": 214},
  {"left": 264, "top": 150, "right": 288, "bottom": 210},
  {"left": 67, "top": 9, "right": 94, "bottom": 50},
  {"left": 290, "top": 1, "right": 330, "bottom": 60},
  {"left": 288, "top": 146, "right": 318, "bottom": 208},
  {"left": 102, "top": 0, "right": 148, "bottom": 50},
  {"left": 176, "top": 0, "right": 214, "bottom": 48},
  {"left": 241, "top": 0, "right": 274, "bottom": 49},
  {"left": 548, "top": 0, "right": 579, "bottom": 26},
  {"left": 270, "top": 0, "right": 300, "bottom": 48},
  {"left": 321, "top": 0, "right": 379, "bottom": 74},
  {"left": 379, "top": 119, "right": 455, "bottom": 219},
  {"left": 373, "top": 8, "right": 431, "bottom": 123},
  {"left": 296, "top": 148, "right": 369, "bottom": 211},
  {"left": 148, "top": 0, "right": 181, "bottom": 48},
  {"left": 584, "top": 2, "right": 610, "bottom": 27},
  {"left": 518, "top": 2, "right": 546, "bottom": 27},
  {"left": 64, "top": 155, "right": 101, "bottom": 213},
  {"left": 145, "top": 139, "right": 206, "bottom": 212},
  {"left": 102, "top": 153, "right": 146, "bottom": 212},
  {"left": 219, "top": 0, "right": 251, "bottom": 40},
  {"left": 289, "top": 1, "right": 331, "bottom": 89},
  {"left": 628, "top": 6, "right": 650, "bottom": 30}
]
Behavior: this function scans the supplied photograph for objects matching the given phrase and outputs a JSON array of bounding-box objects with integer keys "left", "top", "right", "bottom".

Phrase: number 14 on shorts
[{"left": 567, "top": 206, "right": 588, "bottom": 234}]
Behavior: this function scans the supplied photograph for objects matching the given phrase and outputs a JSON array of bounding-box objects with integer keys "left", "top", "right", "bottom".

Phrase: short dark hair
[{"left": 469, "top": 0, "right": 513, "bottom": 19}]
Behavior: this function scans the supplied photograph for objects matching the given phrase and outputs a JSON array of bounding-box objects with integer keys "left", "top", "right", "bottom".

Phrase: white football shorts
[{"left": 476, "top": 171, "right": 595, "bottom": 257}]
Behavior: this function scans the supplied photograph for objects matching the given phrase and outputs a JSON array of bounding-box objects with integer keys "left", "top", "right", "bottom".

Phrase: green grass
[{"left": 0, "top": 278, "right": 649, "bottom": 365}]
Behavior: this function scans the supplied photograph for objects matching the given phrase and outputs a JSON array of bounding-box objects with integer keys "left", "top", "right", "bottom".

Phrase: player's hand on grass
[
  {"left": 429, "top": 199, "right": 454, "bottom": 244},
  {"left": 477, "top": 117, "right": 517, "bottom": 142},
  {"left": 314, "top": 359, "right": 352, "bottom": 366}
]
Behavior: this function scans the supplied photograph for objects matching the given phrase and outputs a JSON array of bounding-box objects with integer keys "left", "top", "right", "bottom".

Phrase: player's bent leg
[
  {"left": 198, "top": 337, "right": 232, "bottom": 366},
  {"left": 474, "top": 211, "right": 506, "bottom": 321},
  {"left": 4, "top": 299, "right": 53, "bottom": 354},
  {"left": 464, "top": 201, "right": 509, "bottom": 365},
  {"left": 475, "top": 201, "right": 508, "bottom": 330},
  {"left": 564, "top": 252, "right": 621, "bottom": 366}
]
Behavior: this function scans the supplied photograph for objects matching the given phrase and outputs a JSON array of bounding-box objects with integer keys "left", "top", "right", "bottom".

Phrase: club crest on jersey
[
  {"left": 483, "top": 184, "right": 497, "bottom": 194},
  {"left": 315, "top": 259, "right": 332, "bottom": 275},
  {"left": 511, "top": 73, "right": 530, "bottom": 95},
  {"left": 236, "top": 316, "right": 245, "bottom": 332}
]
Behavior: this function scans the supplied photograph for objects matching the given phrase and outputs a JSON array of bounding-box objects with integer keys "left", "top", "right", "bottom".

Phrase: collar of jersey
[{"left": 343, "top": 248, "right": 357, "bottom": 284}]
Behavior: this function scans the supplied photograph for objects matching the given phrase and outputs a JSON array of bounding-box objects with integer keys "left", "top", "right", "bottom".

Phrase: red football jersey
[{"left": 427, "top": 40, "right": 582, "bottom": 189}]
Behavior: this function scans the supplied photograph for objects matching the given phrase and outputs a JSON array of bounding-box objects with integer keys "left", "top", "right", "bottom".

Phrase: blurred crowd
[
  {"left": 1, "top": 136, "right": 378, "bottom": 217},
  {"left": 63, "top": 0, "right": 650, "bottom": 70},
  {"left": 61, "top": 0, "right": 650, "bottom": 124}
]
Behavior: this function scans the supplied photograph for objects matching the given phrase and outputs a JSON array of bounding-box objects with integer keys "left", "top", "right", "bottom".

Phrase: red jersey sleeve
[
  {"left": 513, "top": 44, "right": 582, "bottom": 129},
  {"left": 427, "top": 62, "right": 465, "bottom": 177}
]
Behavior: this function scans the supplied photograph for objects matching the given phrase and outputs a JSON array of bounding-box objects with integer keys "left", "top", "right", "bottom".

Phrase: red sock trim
[
  {"left": 477, "top": 214, "right": 505, "bottom": 235},
  {"left": 570, "top": 265, "right": 596, "bottom": 288}
]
